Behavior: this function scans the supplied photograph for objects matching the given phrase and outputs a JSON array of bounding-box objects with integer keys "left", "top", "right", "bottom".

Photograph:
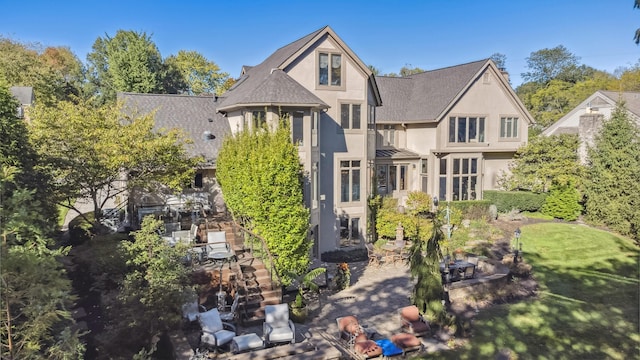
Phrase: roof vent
[{"left": 203, "top": 131, "right": 215, "bottom": 140}]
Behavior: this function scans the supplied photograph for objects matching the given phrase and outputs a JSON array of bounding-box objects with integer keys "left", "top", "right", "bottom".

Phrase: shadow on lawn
[{"left": 444, "top": 250, "right": 639, "bottom": 359}]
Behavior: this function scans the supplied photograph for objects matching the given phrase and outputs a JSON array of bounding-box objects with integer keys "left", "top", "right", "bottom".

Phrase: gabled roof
[
  {"left": 217, "top": 25, "right": 381, "bottom": 112},
  {"left": 118, "top": 92, "right": 230, "bottom": 168},
  {"left": 542, "top": 90, "right": 640, "bottom": 136},
  {"left": 9, "top": 86, "right": 34, "bottom": 105},
  {"left": 375, "top": 59, "right": 534, "bottom": 125}
]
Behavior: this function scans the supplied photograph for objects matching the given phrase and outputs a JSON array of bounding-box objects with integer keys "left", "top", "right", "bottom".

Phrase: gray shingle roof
[
  {"left": 375, "top": 60, "right": 488, "bottom": 123},
  {"left": 217, "top": 27, "right": 329, "bottom": 112},
  {"left": 9, "top": 86, "right": 34, "bottom": 105},
  {"left": 118, "top": 92, "right": 230, "bottom": 168},
  {"left": 601, "top": 91, "right": 640, "bottom": 117}
]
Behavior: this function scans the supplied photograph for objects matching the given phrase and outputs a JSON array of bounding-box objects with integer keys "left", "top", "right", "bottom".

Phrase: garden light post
[{"left": 513, "top": 228, "right": 521, "bottom": 264}]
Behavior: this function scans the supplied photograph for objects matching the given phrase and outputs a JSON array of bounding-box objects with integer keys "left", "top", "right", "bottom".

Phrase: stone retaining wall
[{"left": 447, "top": 259, "right": 510, "bottom": 303}]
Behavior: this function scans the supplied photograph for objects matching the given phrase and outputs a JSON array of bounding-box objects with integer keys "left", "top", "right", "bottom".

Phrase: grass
[{"left": 425, "top": 222, "right": 639, "bottom": 360}]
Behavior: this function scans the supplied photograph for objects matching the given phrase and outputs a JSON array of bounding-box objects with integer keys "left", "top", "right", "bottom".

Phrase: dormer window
[{"left": 318, "top": 52, "right": 342, "bottom": 87}]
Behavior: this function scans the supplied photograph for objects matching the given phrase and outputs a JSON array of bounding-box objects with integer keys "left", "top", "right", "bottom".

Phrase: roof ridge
[
  {"left": 118, "top": 92, "right": 215, "bottom": 99},
  {"left": 409, "top": 58, "right": 489, "bottom": 77}
]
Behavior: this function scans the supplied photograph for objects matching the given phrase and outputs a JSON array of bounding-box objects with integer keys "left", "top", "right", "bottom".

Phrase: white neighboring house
[{"left": 542, "top": 91, "right": 640, "bottom": 164}]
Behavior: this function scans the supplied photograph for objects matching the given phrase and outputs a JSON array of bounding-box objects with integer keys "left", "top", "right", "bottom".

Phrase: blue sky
[{"left": 1, "top": 0, "right": 638, "bottom": 88}]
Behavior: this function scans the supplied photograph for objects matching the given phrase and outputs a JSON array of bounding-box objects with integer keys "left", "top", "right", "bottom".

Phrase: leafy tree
[
  {"left": 0, "top": 37, "right": 85, "bottom": 105},
  {"left": 584, "top": 102, "right": 640, "bottom": 240},
  {"left": 367, "top": 64, "right": 380, "bottom": 76},
  {"left": 86, "top": 30, "right": 164, "bottom": 104},
  {"left": 1, "top": 84, "right": 84, "bottom": 359},
  {"left": 406, "top": 197, "right": 448, "bottom": 324},
  {"left": 490, "top": 52, "right": 507, "bottom": 70},
  {"left": 499, "top": 133, "right": 583, "bottom": 193},
  {"left": 28, "top": 99, "right": 201, "bottom": 227},
  {"left": 164, "top": 50, "right": 231, "bottom": 95},
  {"left": 102, "top": 217, "right": 192, "bottom": 357},
  {"left": 217, "top": 118, "right": 311, "bottom": 282},
  {"left": 521, "top": 45, "right": 581, "bottom": 84}
]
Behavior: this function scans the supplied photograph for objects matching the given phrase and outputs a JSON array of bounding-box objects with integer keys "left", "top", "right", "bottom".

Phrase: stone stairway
[{"left": 207, "top": 218, "right": 283, "bottom": 323}]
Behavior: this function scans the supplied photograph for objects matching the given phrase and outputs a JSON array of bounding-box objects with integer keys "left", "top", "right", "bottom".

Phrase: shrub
[
  {"left": 451, "top": 200, "right": 492, "bottom": 220},
  {"left": 541, "top": 184, "right": 582, "bottom": 221},
  {"left": 483, "top": 190, "right": 547, "bottom": 213}
]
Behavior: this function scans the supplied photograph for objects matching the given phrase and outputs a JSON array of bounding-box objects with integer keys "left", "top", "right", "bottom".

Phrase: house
[
  {"left": 119, "top": 26, "right": 534, "bottom": 258},
  {"left": 542, "top": 90, "right": 640, "bottom": 163},
  {"left": 375, "top": 60, "right": 534, "bottom": 204},
  {"left": 118, "top": 92, "right": 231, "bottom": 216},
  {"left": 9, "top": 86, "right": 34, "bottom": 121}
]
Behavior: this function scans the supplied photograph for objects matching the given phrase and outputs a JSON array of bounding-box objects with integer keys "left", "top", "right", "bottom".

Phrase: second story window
[
  {"left": 319, "top": 52, "right": 342, "bottom": 86},
  {"left": 340, "top": 104, "right": 361, "bottom": 130},
  {"left": 500, "top": 117, "right": 519, "bottom": 138},
  {"left": 449, "top": 116, "right": 485, "bottom": 143}
]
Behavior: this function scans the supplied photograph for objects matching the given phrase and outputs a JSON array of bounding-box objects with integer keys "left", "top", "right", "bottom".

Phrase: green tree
[
  {"left": 584, "top": 102, "right": 640, "bottom": 240},
  {"left": 500, "top": 133, "right": 583, "bottom": 193},
  {"left": 406, "top": 197, "right": 448, "bottom": 324},
  {"left": 635, "top": 0, "right": 640, "bottom": 44},
  {"left": 0, "top": 37, "right": 85, "bottom": 106},
  {"left": 490, "top": 52, "right": 507, "bottom": 70},
  {"left": 1, "top": 84, "right": 84, "bottom": 359},
  {"left": 164, "top": 50, "right": 231, "bottom": 95},
  {"left": 217, "top": 118, "right": 311, "bottom": 282},
  {"left": 86, "top": 30, "right": 163, "bottom": 104},
  {"left": 105, "top": 217, "right": 192, "bottom": 357},
  {"left": 541, "top": 181, "right": 582, "bottom": 221},
  {"left": 521, "top": 45, "right": 581, "bottom": 84},
  {"left": 28, "top": 99, "right": 201, "bottom": 226}
]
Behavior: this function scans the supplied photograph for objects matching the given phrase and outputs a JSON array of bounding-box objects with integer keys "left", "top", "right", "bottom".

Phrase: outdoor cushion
[
  {"left": 400, "top": 306, "right": 420, "bottom": 321},
  {"left": 338, "top": 315, "right": 360, "bottom": 334},
  {"left": 268, "top": 326, "right": 294, "bottom": 342},
  {"left": 201, "top": 329, "right": 235, "bottom": 346},
  {"left": 354, "top": 338, "right": 382, "bottom": 358},
  {"left": 375, "top": 339, "right": 404, "bottom": 357},
  {"left": 391, "top": 333, "right": 421, "bottom": 348},
  {"left": 265, "top": 304, "right": 290, "bottom": 328},
  {"left": 199, "top": 308, "right": 223, "bottom": 333}
]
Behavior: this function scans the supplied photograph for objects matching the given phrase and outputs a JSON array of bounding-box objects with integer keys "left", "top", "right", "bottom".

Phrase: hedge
[{"left": 483, "top": 190, "right": 547, "bottom": 213}]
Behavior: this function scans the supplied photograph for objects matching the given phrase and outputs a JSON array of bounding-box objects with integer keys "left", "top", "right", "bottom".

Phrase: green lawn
[{"left": 430, "top": 223, "right": 639, "bottom": 360}]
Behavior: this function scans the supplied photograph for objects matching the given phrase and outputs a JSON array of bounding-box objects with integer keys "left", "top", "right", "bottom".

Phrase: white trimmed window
[
  {"left": 382, "top": 125, "right": 395, "bottom": 146},
  {"left": 340, "top": 160, "right": 361, "bottom": 202}
]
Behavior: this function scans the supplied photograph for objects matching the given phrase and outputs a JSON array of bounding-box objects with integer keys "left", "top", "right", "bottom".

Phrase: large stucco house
[
  {"left": 121, "top": 25, "right": 534, "bottom": 257},
  {"left": 542, "top": 90, "right": 640, "bottom": 164}
]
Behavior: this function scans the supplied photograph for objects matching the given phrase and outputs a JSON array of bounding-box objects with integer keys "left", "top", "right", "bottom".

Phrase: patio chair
[
  {"left": 336, "top": 315, "right": 382, "bottom": 359},
  {"left": 366, "top": 243, "right": 381, "bottom": 267},
  {"left": 263, "top": 304, "right": 296, "bottom": 346},
  {"left": 219, "top": 292, "right": 240, "bottom": 324},
  {"left": 390, "top": 332, "right": 424, "bottom": 356},
  {"left": 206, "top": 231, "right": 235, "bottom": 263},
  {"left": 398, "top": 305, "right": 430, "bottom": 337},
  {"left": 197, "top": 308, "right": 236, "bottom": 351}
]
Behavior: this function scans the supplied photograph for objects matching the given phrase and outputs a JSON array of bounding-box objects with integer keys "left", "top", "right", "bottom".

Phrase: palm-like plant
[{"left": 288, "top": 267, "right": 326, "bottom": 308}]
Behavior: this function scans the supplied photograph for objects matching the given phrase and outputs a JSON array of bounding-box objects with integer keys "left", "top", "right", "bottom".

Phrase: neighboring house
[
  {"left": 542, "top": 90, "right": 640, "bottom": 163},
  {"left": 119, "top": 26, "right": 534, "bottom": 258},
  {"left": 118, "top": 93, "right": 231, "bottom": 219},
  {"left": 375, "top": 60, "right": 534, "bottom": 204},
  {"left": 9, "top": 86, "right": 34, "bottom": 121}
]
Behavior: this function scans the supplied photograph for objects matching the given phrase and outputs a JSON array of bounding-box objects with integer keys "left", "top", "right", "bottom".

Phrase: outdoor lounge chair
[
  {"left": 398, "top": 305, "right": 430, "bottom": 337},
  {"left": 197, "top": 308, "right": 236, "bottom": 351},
  {"left": 263, "top": 304, "right": 296, "bottom": 345},
  {"left": 389, "top": 332, "right": 423, "bottom": 356},
  {"left": 336, "top": 316, "right": 382, "bottom": 359}
]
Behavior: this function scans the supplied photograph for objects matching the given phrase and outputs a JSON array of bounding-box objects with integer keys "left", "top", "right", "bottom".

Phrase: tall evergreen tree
[{"left": 584, "top": 102, "right": 640, "bottom": 241}]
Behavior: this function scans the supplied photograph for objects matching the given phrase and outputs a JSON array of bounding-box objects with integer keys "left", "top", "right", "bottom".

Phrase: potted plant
[
  {"left": 287, "top": 267, "right": 326, "bottom": 323},
  {"left": 334, "top": 262, "right": 351, "bottom": 291}
]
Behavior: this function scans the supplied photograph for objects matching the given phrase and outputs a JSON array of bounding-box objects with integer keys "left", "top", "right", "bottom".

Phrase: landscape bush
[{"left": 483, "top": 190, "right": 547, "bottom": 213}]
